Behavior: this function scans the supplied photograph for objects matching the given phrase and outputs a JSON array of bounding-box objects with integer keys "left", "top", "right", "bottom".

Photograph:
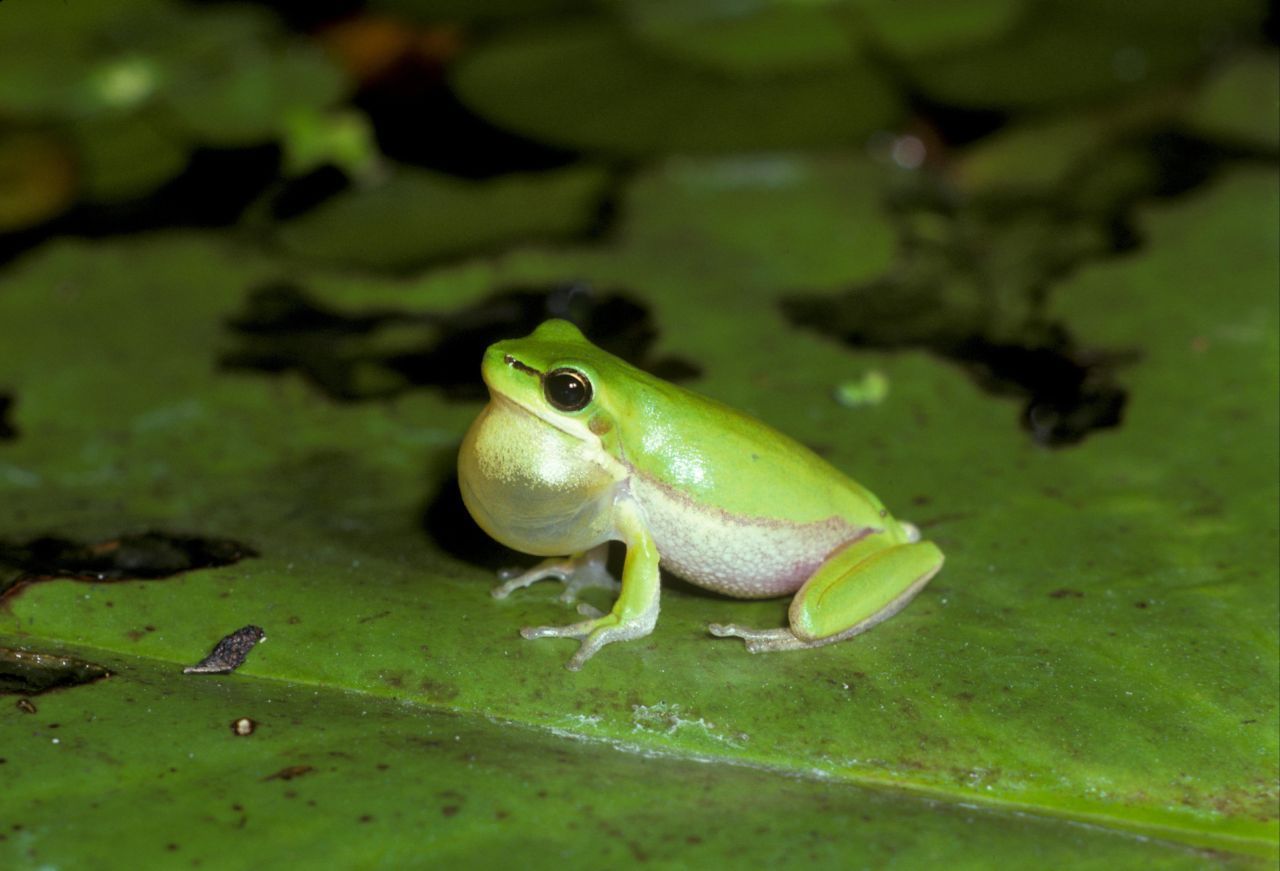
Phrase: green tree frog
[{"left": 458, "top": 320, "right": 944, "bottom": 670}]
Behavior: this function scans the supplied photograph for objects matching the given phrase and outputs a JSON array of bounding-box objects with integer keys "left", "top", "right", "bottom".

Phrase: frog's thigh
[{"left": 789, "top": 537, "right": 944, "bottom": 643}]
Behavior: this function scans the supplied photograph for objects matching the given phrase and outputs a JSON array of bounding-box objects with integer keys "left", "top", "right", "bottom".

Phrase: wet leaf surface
[
  {"left": 0, "top": 1, "right": 1275, "bottom": 867},
  {"left": 0, "top": 163, "right": 1275, "bottom": 865},
  {"left": 2, "top": 644, "right": 1242, "bottom": 868}
]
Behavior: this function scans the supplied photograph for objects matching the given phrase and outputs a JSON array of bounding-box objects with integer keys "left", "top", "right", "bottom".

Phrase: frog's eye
[{"left": 544, "top": 368, "right": 593, "bottom": 412}]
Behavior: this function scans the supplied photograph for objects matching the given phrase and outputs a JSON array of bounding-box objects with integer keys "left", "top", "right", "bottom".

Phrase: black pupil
[{"left": 546, "top": 370, "right": 590, "bottom": 410}]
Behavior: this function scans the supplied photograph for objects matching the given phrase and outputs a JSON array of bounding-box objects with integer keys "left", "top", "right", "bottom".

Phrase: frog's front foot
[
  {"left": 523, "top": 605, "right": 657, "bottom": 671},
  {"left": 491, "top": 544, "right": 618, "bottom": 603}
]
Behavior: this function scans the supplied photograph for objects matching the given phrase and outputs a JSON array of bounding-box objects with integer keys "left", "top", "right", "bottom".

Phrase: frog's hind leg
[
  {"left": 709, "top": 535, "right": 943, "bottom": 654},
  {"left": 491, "top": 543, "right": 618, "bottom": 603}
]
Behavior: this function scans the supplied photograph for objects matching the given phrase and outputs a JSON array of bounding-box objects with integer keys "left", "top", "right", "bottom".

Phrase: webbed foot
[
  {"left": 524, "top": 603, "right": 656, "bottom": 671},
  {"left": 491, "top": 544, "right": 618, "bottom": 603}
]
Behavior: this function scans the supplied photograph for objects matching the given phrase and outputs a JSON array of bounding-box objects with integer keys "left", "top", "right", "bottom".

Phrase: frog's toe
[
  {"left": 520, "top": 617, "right": 597, "bottom": 640},
  {"left": 492, "top": 564, "right": 567, "bottom": 599},
  {"left": 708, "top": 623, "right": 811, "bottom": 653},
  {"left": 565, "top": 616, "right": 658, "bottom": 670}
]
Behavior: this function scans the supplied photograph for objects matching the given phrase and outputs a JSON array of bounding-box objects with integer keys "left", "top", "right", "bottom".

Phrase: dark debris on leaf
[
  {"left": 0, "top": 647, "right": 111, "bottom": 696},
  {"left": 184, "top": 625, "right": 267, "bottom": 675},
  {"left": 221, "top": 281, "right": 702, "bottom": 404},
  {"left": 782, "top": 190, "right": 1139, "bottom": 448},
  {"left": 0, "top": 394, "right": 15, "bottom": 440},
  {"left": 0, "top": 146, "right": 282, "bottom": 272},
  {"left": 787, "top": 295, "right": 1134, "bottom": 448},
  {"left": 0, "top": 532, "right": 258, "bottom": 601},
  {"left": 354, "top": 58, "right": 583, "bottom": 181}
]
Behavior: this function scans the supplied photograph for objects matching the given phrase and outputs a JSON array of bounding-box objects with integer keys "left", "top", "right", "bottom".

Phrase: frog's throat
[{"left": 488, "top": 392, "right": 618, "bottom": 469}]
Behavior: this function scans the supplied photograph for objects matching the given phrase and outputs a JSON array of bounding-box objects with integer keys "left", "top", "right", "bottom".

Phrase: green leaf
[
  {"left": 68, "top": 111, "right": 189, "bottom": 203},
  {"left": 0, "top": 1, "right": 347, "bottom": 146},
  {"left": 616, "top": 0, "right": 860, "bottom": 76},
  {"left": 1182, "top": 50, "right": 1280, "bottom": 151},
  {"left": 905, "top": 0, "right": 1267, "bottom": 109},
  {"left": 3, "top": 643, "right": 1241, "bottom": 868},
  {"left": 0, "top": 160, "right": 1275, "bottom": 865},
  {"left": 274, "top": 163, "right": 612, "bottom": 270},
  {"left": 452, "top": 21, "right": 902, "bottom": 155},
  {"left": 853, "top": 0, "right": 1026, "bottom": 59}
]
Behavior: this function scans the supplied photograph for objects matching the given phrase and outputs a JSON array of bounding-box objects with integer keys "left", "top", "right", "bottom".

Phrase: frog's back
[
  {"left": 616, "top": 375, "right": 880, "bottom": 519},
  {"left": 615, "top": 375, "right": 900, "bottom": 598}
]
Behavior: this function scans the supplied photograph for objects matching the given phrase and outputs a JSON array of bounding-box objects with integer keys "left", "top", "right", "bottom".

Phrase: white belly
[{"left": 630, "top": 474, "right": 867, "bottom": 598}]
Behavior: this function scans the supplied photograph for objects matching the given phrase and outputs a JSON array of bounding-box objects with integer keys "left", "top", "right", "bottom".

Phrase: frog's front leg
[
  {"left": 710, "top": 534, "right": 943, "bottom": 653},
  {"left": 519, "top": 501, "right": 660, "bottom": 670},
  {"left": 491, "top": 543, "right": 618, "bottom": 603}
]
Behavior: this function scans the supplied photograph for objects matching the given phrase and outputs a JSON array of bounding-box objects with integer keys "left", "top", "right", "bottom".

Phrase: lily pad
[
  {"left": 904, "top": 0, "right": 1267, "bottom": 109},
  {"left": 0, "top": 1, "right": 348, "bottom": 152},
  {"left": 850, "top": 0, "right": 1026, "bottom": 59},
  {"left": 0, "top": 130, "right": 77, "bottom": 231},
  {"left": 68, "top": 112, "right": 189, "bottom": 203},
  {"left": 451, "top": 21, "right": 902, "bottom": 155},
  {"left": 615, "top": 0, "right": 861, "bottom": 76},
  {"left": 274, "top": 163, "right": 612, "bottom": 270},
  {"left": 2, "top": 643, "right": 1241, "bottom": 868},
  {"left": 1182, "top": 50, "right": 1280, "bottom": 150},
  {"left": 0, "top": 148, "right": 1275, "bottom": 866}
]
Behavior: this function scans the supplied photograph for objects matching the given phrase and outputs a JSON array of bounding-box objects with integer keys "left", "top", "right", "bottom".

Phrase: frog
[{"left": 457, "top": 320, "right": 944, "bottom": 670}]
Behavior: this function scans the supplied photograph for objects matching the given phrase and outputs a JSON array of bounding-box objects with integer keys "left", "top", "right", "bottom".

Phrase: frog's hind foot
[
  {"left": 707, "top": 624, "right": 833, "bottom": 654},
  {"left": 491, "top": 544, "right": 618, "bottom": 603}
]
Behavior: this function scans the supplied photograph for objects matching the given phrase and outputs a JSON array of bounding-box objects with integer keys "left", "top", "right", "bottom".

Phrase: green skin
[{"left": 458, "top": 320, "right": 944, "bottom": 670}]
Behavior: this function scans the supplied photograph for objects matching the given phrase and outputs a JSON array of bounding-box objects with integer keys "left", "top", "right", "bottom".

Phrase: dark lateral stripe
[{"left": 503, "top": 355, "right": 542, "bottom": 378}]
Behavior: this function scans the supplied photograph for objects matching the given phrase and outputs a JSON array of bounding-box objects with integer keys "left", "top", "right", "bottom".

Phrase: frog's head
[{"left": 480, "top": 319, "right": 629, "bottom": 445}]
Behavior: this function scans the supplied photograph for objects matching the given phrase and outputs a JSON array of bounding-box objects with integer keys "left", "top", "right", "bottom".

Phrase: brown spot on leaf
[
  {"left": 264, "top": 765, "right": 315, "bottom": 782},
  {"left": 1049, "top": 588, "right": 1084, "bottom": 599},
  {"left": 419, "top": 678, "right": 460, "bottom": 702}
]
